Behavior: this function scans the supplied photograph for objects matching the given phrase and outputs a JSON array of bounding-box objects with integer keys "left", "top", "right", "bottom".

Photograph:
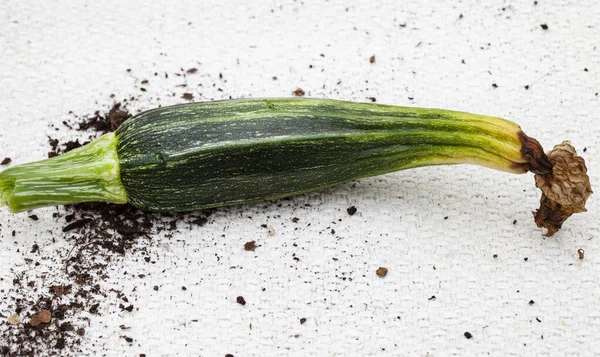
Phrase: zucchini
[{"left": 0, "top": 98, "right": 590, "bottom": 235}]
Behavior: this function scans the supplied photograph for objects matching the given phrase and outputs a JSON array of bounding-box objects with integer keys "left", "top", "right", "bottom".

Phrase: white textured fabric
[{"left": 1, "top": 0, "right": 599, "bottom": 356}]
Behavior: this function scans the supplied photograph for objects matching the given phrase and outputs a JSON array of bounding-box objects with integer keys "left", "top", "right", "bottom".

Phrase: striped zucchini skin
[{"left": 116, "top": 98, "right": 530, "bottom": 212}]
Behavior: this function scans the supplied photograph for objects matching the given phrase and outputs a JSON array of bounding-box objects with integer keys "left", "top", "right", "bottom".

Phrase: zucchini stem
[{"left": 0, "top": 133, "right": 127, "bottom": 212}]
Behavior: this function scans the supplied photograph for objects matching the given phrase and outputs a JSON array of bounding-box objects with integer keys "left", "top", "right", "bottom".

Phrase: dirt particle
[
  {"left": 540, "top": 24, "right": 548, "bottom": 30},
  {"left": 529, "top": 300, "right": 535, "bottom": 305},
  {"left": 181, "top": 286, "right": 187, "bottom": 291},
  {"left": 300, "top": 318, "right": 307, "bottom": 324},
  {"left": 272, "top": 76, "right": 278, "bottom": 80},
  {"left": 225, "top": 354, "right": 234, "bottom": 357},
  {"left": 62, "top": 218, "right": 93, "bottom": 232},
  {"left": 292, "top": 88, "right": 305, "bottom": 96},
  {"left": 524, "top": 85, "right": 530, "bottom": 90},
  {"left": 376, "top": 267, "right": 388, "bottom": 277},
  {"left": 291, "top": 217, "right": 300, "bottom": 223},
  {"left": 464, "top": 331, "right": 473, "bottom": 339},
  {"left": 0, "top": 157, "right": 11, "bottom": 165},
  {"left": 28, "top": 215, "right": 39, "bottom": 221},
  {"left": 50, "top": 285, "right": 72, "bottom": 297},
  {"left": 187, "top": 68, "right": 198, "bottom": 74},
  {"left": 347, "top": 206, "right": 358, "bottom": 216},
  {"left": 7, "top": 314, "right": 20, "bottom": 325},
  {"left": 428, "top": 295, "right": 436, "bottom": 301},
  {"left": 524, "top": 257, "right": 528, "bottom": 261},
  {"left": 59, "top": 322, "right": 74, "bottom": 332},
  {"left": 121, "top": 336, "right": 134, "bottom": 343},
  {"left": 244, "top": 241, "right": 257, "bottom": 251},
  {"left": 29, "top": 309, "right": 51, "bottom": 327},
  {"left": 577, "top": 248, "right": 585, "bottom": 260},
  {"left": 55, "top": 338, "right": 66, "bottom": 350},
  {"left": 369, "top": 55, "right": 376, "bottom": 63},
  {"left": 236, "top": 296, "right": 246, "bottom": 305},
  {"left": 182, "top": 93, "right": 194, "bottom": 100},
  {"left": 492, "top": 83, "right": 498, "bottom": 88}
]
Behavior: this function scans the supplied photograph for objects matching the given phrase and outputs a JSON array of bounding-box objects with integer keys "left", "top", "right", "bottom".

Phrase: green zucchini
[{"left": 0, "top": 98, "right": 590, "bottom": 235}]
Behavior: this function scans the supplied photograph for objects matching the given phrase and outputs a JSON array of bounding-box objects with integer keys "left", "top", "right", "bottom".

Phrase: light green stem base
[{"left": 0, "top": 133, "right": 127, "bottom": 213}]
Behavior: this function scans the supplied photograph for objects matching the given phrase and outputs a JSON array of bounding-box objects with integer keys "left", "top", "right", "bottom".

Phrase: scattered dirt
[
  {"left": 77, "top": 102, "right": 131, "bottom": 134},
  {"left": 244, "top": 241, "right": 257, "bottom": 251},
  {"left": 292, "top": 88, "right": 305, "bottom": 96},
  {"left": 236, "top": 296, "right": 246, "bottom": 306},
  {"left": 186, "top": 68, "right": 198, "bottom": 74},
  {"left": 464, "top": 331, "right": 473, "bottom": 339},
  {"left": 1, "top": 157, "right": 11, "bottom": 165},
  {"left": 577, "top": 248, "right": 585, "bottom": 260},
  {"left": 529, "top": 300, "right": 535, "bottom": 305},
  {"left": 182, "top": 93, "right": 194, "bottom": 100},
  {"left": 0, "top": 82, "right": 213, "bottom": 356},
  {"left": 300, "top": 318, "right": 307, "bottom": 324},
  {"left": 540, "top": 24, "right": 548, "bottom": 30},
  {"left": 369, "top": 55, "right": 376, "bottom": 63},
  {"left": 376, "top": 267, "right": 388, "bottom": 277}
]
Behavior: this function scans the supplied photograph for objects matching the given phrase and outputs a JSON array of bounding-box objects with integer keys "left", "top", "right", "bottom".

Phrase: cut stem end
[{"left": 0, "top": 133, "right": 127, "bottom": 213}]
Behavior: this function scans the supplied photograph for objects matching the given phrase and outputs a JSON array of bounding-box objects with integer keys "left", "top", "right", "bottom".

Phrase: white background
[{"left": 0, "top": 0, "right": 598, "bottom": 356}]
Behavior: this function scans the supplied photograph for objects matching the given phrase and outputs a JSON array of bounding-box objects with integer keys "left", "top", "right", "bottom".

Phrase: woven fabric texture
[{"left": 0, "top": 1, "right": 598, "bottom": 356}]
